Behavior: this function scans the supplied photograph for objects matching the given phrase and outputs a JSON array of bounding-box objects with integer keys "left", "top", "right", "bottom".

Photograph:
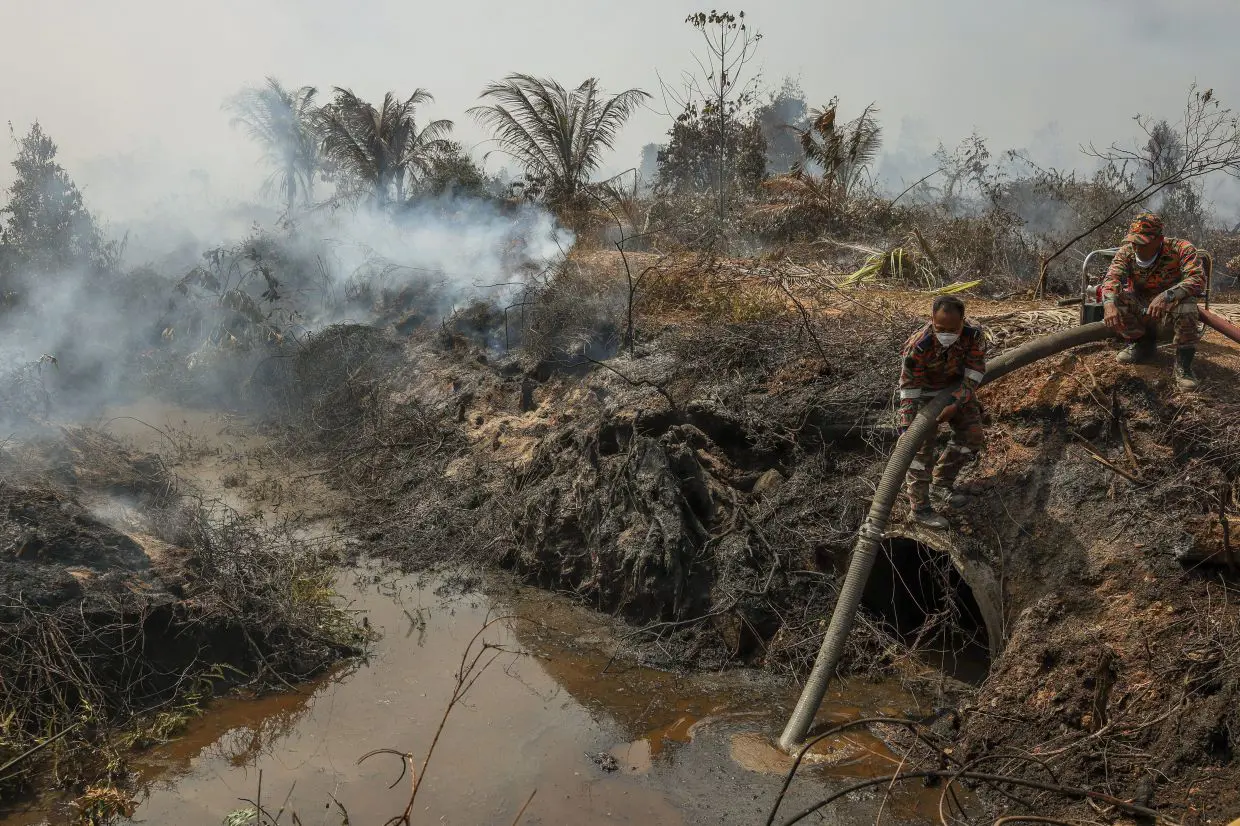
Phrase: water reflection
[{"left": 0, "top": 564, "right": 946, "bottom": 826}]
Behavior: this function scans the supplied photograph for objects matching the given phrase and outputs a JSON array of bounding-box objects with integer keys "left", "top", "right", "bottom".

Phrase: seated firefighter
[
  {"left": 1102, "top": 211, "right": 1206, "bottom": 390},
  {"left": 897, "top": 295, "right": 986, "bottom": 529}
]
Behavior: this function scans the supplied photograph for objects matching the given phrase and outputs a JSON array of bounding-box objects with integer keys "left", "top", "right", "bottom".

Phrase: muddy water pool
[{"left": 0, "top": 403, "right": 948, "bottom": 825}]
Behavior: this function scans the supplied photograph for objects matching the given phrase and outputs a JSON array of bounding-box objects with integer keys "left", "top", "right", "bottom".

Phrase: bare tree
[
  {"left": 1036, "top": 84, "right": 1240, "bottom": 295},
  {"left": 588, "top": 173, "right": 664, "bottom": 354},
  {"left": 660, "top": 10, "right": 763, "bottom": 228}
]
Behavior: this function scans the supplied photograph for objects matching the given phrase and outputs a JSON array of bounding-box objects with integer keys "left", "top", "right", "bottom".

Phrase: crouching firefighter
[
  {"left": 1102, "top": 211, "right": 1206, "bottom": 390},
  {"left": 897, "top": 295, "right": 986, "bottom": 529}
]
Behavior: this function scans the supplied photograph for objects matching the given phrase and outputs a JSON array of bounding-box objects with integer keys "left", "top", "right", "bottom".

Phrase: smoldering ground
[{"left": 0, "top": 193, "right": 574, "bottom": 432}]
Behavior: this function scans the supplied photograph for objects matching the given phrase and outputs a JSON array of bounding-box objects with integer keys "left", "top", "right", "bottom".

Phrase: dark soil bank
[
  {"left": 0, "top": 428, "right": 356, "bottom": 803},
  {"left": 285, "top": 313, "right": 1240, "bottom": 822}
]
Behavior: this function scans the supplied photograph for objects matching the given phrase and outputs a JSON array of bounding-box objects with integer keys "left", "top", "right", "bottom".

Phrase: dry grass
[{"left": 0, "top": 490, "right": 361, "bottom": 801}]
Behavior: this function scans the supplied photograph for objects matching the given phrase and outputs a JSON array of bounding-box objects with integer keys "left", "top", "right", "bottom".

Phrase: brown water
[{"left": 0, "top": 402, "right": 950, "bottom": 825}]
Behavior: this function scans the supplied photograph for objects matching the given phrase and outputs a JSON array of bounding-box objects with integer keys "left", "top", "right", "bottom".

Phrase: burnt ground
[
  {"left": 0, "top": 427, "right": 359, "bottom": 808},
  {"left": 276, "top": 288, "right": 1240, "bottom": 823},
  {"left": 946, "top": 339, "right": 1240, "bottom": 821}
]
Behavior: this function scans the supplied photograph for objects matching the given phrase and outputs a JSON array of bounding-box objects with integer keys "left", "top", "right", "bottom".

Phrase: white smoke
[
  {"left": 0, "top": 183, "right": 575, "bottom": 429},
  {"left": 299, "top": 196, "right": 574, "bottom": 327}
]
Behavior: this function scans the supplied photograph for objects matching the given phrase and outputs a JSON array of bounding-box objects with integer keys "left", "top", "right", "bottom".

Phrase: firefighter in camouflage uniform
[
  {"left": 1102, "top": 211, "right": 1206, "bottom": 390},
  {"left": 897, "top": 295, "right": 987, "bottom": 529}
]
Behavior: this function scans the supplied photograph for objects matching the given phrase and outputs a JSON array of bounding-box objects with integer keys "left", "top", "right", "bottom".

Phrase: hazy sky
[{"left": 2, "top": 0, "right": 1239, "bottom": 227}]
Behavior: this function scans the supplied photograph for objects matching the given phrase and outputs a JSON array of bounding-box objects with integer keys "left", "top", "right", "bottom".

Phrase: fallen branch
[
  {"left": 766, "top": 717, "right": 972, "bottom": 826},
  {"left": 0, "top": 723, "right": 81, "bottom": 784},
  {"left": 574, "top": 355, "right": 677, "bottom": 410},
  {"left": 1071, "top": 441, "right": 1145, "bottom": 485},
  {"left": 772, "top": 274, "right": 829, "bottom": 365}
]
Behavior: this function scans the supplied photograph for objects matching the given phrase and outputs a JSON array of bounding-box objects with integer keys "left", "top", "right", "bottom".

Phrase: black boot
[
  {"left": 1117, "top": 333, "right": 1156, "bottom": 364},
  {"left": 931, "top": 484, "right": 971, "bottom": 509},
  {"left": 1175, "top": 347, "right": 1199, "bottom": 390}
]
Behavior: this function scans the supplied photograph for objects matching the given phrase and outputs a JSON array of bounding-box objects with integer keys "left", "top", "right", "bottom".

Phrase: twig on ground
[
  {"left": 780, "top": 769, "right": 1174, "bottom": 826},
  {"left": 511, "top": 788, "right": 538, "bottom": 825},
  {"left": 573, "top": 355, "right": 677, "bottom": 410},
  {"left": 1069, "top": 438, "right": 1144, "bottom": 485}
]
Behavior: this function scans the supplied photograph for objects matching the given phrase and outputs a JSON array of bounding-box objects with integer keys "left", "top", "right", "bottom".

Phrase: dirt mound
[
  {"left": 0, "top": 425, "right": 175, "bottom": 502},
  {"left": 933, "top": 338, "right": 1240, "bottom": 819},
  {"left": 0, "top": 484, "right": 153, "bottom": 610},
  {"left": 298, "top": 311, "right": 932, "bottom": 678}
]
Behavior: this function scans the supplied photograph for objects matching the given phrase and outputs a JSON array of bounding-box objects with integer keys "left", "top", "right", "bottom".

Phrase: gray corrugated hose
[{"left": 778, "top": 321, "right": 1116, "bottom": 753}]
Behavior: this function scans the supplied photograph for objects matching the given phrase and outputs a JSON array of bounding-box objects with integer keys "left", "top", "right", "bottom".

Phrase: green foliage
[
  {"left": 469, "top": 74, "right": 649, "bottom": 213},
  {"left": 412, "top": 140, "right": 491, "bottom": 199},
  {"left": 225, "top": 78, "right": 320, "bottom": 216},
  {"left": 169, "top": 227, "right": 317, "bottom": 360},
  {"left": 0, "top": 123, "right": 102, "bottom": 277},
  {"left": 655, "top": 110, "right": 767, "bottom": 199},
  {"left": 316, "top": 88, "right": 454, "bottom": 206}
]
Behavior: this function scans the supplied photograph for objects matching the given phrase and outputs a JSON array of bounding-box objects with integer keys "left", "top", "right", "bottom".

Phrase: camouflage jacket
[
  {"left": 897, "top": 322, "right": 987, "bottom": 430},
  {"left": 1101, "top": 237, "right": 1206, "bottom": 303}
]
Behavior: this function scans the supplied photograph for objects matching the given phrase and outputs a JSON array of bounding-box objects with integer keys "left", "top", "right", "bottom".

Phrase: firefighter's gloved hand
[{"left": 937, "top": 404, "right": 958, "bottom": 423}]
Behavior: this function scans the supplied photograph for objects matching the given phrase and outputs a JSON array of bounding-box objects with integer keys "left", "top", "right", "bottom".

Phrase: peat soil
[
  {"left": 0, "top": 408, "right": 360, "bottom": 816},
  {"left": 278, "top": 304, "right": 1240, "bottom": 823},
  {"left": 0, "top": 402, "right": 959, "bottom": 826}
]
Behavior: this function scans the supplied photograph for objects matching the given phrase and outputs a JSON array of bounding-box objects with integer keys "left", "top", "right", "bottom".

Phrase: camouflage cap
[{"left": 1125, "top": 211, "right": 1164, "bottom": 246}]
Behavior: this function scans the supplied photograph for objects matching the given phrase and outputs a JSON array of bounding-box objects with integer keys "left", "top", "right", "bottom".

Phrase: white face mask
[
  {"left": 935, "top": 332, "right": 960, "bottom": 348},
  {"left": 1135, "top": 246, "right": 1160, "bottom": 269}
]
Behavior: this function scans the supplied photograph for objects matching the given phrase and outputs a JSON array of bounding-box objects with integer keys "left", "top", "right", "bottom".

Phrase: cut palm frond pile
[
  {"left": 974, "top": 308, "right": 1076, "bottom": 352},
  {"left": 836, "top": 227, "right": 984, "bottom": 295},
  {"left": 839, "top": 244, "right": 964, "bottom": 291}
]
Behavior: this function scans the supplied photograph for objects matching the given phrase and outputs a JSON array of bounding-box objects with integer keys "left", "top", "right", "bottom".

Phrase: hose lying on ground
[
  {"left": 778, "top": 321, "right": 1117, "bottom": 752},
  {"left": 1201, "top": 306, "right": 1240, "bottom": 341}
]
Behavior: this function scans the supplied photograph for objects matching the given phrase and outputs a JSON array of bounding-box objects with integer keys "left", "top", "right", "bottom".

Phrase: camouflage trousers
[
  {"left": 1112, "top": 290, "right": 1201, "bottom": 346},
  {"left": 905, "top": 398, "right": 985, "bottom": 510}
]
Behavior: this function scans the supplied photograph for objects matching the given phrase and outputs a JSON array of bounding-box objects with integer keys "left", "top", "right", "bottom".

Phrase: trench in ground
[{"left": 0, "top": 402, "right": 959, "bottom": 826}]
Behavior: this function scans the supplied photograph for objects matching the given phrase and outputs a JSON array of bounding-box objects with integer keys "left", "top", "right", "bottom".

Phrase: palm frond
[
  {"left": 838, "top": 255, "right": 885, "bottom": 286},
  {"left": 792, "top": 98, "right": 883, "bottom": 198},
  {"left": 933, "top": 279, "right": 984, "bottom": 294},
  {"left": 225, "top": 77, "right": 320, "bottom": 212},
  {"left": 470, "top": 76, "right": 566, "bottom": 181},
  {"left": 471, "top": 73, "right": 649, "bottom": 207}
]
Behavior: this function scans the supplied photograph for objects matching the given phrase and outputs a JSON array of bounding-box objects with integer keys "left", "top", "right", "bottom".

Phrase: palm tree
[
  {"left": 315, "top": 88, "right": 454, "bottom": 206},
  {"left": 794, "top": 98, "right": 882, "bottom": 197},
  {"left": 758, "top": 99, "right": 882, "bottom": 238},
  {"left": 225, "top": 78, "right": 320, "bottom": 216},
  {"left": 469, "top": 74, "right": 649, "bottom": 211}
]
